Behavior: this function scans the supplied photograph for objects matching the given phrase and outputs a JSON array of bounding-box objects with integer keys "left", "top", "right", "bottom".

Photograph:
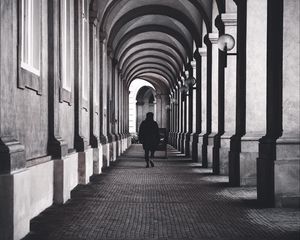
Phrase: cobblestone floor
[{"left": 24, "top": 145, "right": 300, "bottom": 240}]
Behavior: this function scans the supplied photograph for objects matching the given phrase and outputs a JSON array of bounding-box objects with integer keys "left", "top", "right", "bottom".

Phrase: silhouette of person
[{"left": 138, "top": 112, "right": 160, "bottom": 168}]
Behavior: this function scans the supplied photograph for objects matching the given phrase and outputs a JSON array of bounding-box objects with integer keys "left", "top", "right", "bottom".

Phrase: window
[
  {"left": 93, "top": 36, "right": 99, "bottom": 105},
  {"left": 21, "top": 0, "right": 41, "bottom": 76},
  {"left": 61, "top": 0, "right": 73, "bottom": 91},
  {"left": 82, "top": 0, "right": 89, "bottom": 100}
]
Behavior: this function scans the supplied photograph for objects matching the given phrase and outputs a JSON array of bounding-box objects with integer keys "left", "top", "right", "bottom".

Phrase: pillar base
[
  {"left": 275, "top": 159, "right": 300, "bottom": 208},
  {"left": 228, "top": 135, "right": 241, "bottom": 186},
  {"left": 212, "top": 134, "right": 221, "bottom": 175},
  {"left": 102, "top": 143, "right": 110, "bottom": 169},
  {"left": 54, "top": 152, "right": 79, "bottom": 204},
  {"left": 183, "top": 132, "right": 191, "bottom": 157},
  {"left": 112, "top": 139, "right": 117, "bottom": 162},
  {"left": 117, "top": 133, "right": 122, "bottom": 157},
  {"left": 78, "top": 147, "right": 93, "bottom": 184},
  {"left": 179, "top": 132, "right": 185, "bottom": 152},
  {"left": 125, "top": 134, "right": 131, "bottom": 149},
  {"left": 93, "top": 145, "right": 103, "bottom": 174},
  {"left": 239, "top": 134, "right": 260, "bottom": 186},
  {"left": 28, "top": 158, "right": 54, "bottom": 219},
  {"left": 177, "top": 132, "right": 182, "bottom": 151},
  {"left": 0, "top": 170, "right": 30, "bottom": 240},
  {"left": 274, "top": 135, "right": 300, "bottom": 207},
  {"left": 198, "top": 133, "right": 208, "bottom": 167},
  {"left": 190, "top": 133, "right": 199, "bottom": 162},
  {"left": 107, "top": 134, "right": 115, "bottom": 163},
  {"left": 171, "top": 132, "right": 176, "bottom": 146},
  {"left": 219, "top": 134, "right": 233, "bottom": 175},
  {"left": 207, "top": 133, "right": 217, "bottom": 168},
  {"left": 172, "top": 132, "right": 178, "bottom": 148},
  {"left": 121, "top": 134, "right": 126, "bottom": 153}
]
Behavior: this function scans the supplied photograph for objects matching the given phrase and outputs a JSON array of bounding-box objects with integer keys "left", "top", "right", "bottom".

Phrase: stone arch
[{"left": 135, "top": 86, "right": 157, "bottom": 131}]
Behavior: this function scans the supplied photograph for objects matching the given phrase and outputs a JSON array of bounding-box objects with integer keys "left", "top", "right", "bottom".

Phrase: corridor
[
  {"left": 1, "top": 0, "right": 299, "bottom": 239},
  {"left": 24, "top": 145, "right": 300, "bottom": 240}
]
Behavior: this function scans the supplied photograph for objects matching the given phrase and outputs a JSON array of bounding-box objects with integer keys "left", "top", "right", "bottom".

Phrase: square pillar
[
  {"left": 219, "top": 13, "right": 237, "bottom": 175},
  {"left": 274, "top": 0, "right": 299, "bottom": 207},
  {"left": 198, "top": 47, "right": 209, "bottom": 167},
  {"left": 239, "top": 0, "right": 268, "bottom": 186},
  {"left": 207, "top": 32, "right": 219, "bottom": 169}
]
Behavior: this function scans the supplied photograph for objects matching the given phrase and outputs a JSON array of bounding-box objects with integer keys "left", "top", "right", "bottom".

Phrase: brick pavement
[{"left": 23, "top": 145, "right": 300, "bottom": 240}]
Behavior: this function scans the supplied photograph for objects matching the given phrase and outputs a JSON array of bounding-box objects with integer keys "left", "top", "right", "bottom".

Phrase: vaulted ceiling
[{"left": 91, "top": 0, "right": 225, "bottom": 94}]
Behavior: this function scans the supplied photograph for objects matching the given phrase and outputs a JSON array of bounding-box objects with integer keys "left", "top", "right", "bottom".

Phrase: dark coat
[{"left": 138, "top": 119, "right": 160, "bottom": 150}]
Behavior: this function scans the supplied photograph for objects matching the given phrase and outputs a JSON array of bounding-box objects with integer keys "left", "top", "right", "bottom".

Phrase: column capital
[
  {"left": 198, "top": 47, "right": 207, "bottom": 57},
  {"left": 112, "top": 58, "right": 118, "bottom": 66},
  {"left": 190, "top": 60, "right": 197, "bottom": 70},
  {"left": 208, "top": 32, "right": 219, "bottom": 44},
  {"left": 221, "top": 13, "right": 237, "bottom": 26},
  {"left": 233, "top": 0, "right": 245, "bottom": 5},
  {"left": 99, "top": 30, "right": 107, "bottom": 43},
  {"left": 118, "top": 69, "right": 123, "bottom": 76},
  {"left": 136, "top": 101, "right": 144, "bottom": 106},
  {"left": 89, "top": 10, "right": 98, "bottom": 24},
  {"left": 107, "top": 46, "right": 114, "bottom": 59}
]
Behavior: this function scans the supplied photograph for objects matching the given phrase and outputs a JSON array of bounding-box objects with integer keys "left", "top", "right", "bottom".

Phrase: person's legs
[
  {"left": 144, "top": 149, "right": 150, "bottom": 167},
  {"left": 150, "top": 150, "right": 155, "bottom": 157},
  {"left": 149, "top": 149, "right": 155, "bottom": 167},
  {"left": 150, "top": 159, "right": 154, "bottom": 167}
]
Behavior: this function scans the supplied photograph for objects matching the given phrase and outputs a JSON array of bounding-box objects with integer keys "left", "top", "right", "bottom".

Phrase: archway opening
[{"left": 128, "top": 79, "right": 156, "bottom": 137}]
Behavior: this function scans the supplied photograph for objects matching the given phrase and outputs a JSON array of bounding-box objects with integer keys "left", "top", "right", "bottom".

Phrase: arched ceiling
[{"left": 93, "top": 0, "right": 220, "bottom": 94}]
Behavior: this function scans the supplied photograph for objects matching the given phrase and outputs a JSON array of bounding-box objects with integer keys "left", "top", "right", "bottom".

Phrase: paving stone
[{"left": 23, "top": 145, "right": 300, "bottom": 240}]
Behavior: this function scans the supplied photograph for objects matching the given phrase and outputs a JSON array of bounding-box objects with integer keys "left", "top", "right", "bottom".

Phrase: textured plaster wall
[
  {"left": 60, "top": 103, "right": 75, "bottom": 150},
  {"left": 16, "top": 0, "right": 49, "bottom": 160},
  {"left": 245, "top": 0, "right": 267, "bottom": 134},
  {"left": 282, "top": 0, "right": 300, "bottom": 134}
]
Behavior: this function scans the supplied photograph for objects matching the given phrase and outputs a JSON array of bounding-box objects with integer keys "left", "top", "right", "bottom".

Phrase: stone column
[
  {"left": 99, "top": 33, "right": 110, "bottom": 168},
  {"left": 274, "top": 0, "right": 300, "bottom": 207},
  {"left": 177, "top": 84, "right": 184, "bottom": 151},
  {"left": 207, "top": 32, "right": 219, "bottom": 169},
  {"left": 174, "top": 88, "right": 179, "bottom": 148},
  {"left": 184, "top": 76, "right": 192, "bottom": 156},
  {"left": 106, "top": 48, "right": 115, "bottom": 163},
  {"left": 169, "top": 91, "right": 174, "bottom": 145},
  {"left": 198, "top": 47, "right": 208, "bottom": 167},
  {"left": 125, "top": 88, "right": 131, "bottom": 146},
  {"left": 180, "top": 90, "right": 187, "bottom": 153},
  {"left": 175, "top": 87, "right": 181, "bottom": 149},
  {"left": 258, "top": 0, "right": 300, "bottom": 207},
  {"left": 75, "top": 1, "right": 94, "bottom": 185},
  {"left": 175, "top": 88, "right": 180, "bottom": 148},
  {"left": 155, "top": 94, "right": 162, "bottom": 127},
  {"left": 117, "top": 70, "right": 122, "bottom": 156},
  {"left": 190, "top": 58, "right": 200, "bottom": 162},
  {"left": 119, "top": 79, "right": 124, "bottom": 152},
  {"left": 219, "top": 13, "right": 237, "bottom": 175},
  {"left": 229, "top": 0, "right": 246, "bottom": 186},
  {"left": 89, "top": 20, "right": 102, "bottom": 175},
  {"left": 161, "top": 94, "right": 169, "bottom": 129},
  {"left": 172, "top": 91, "right": 177, "bottom": 146},
  {"left": 0, "top": 1, "right": 30, "bottom": 239},
  {"left": 110, "top": 57, "right": 118, "bottom": 162},
  {"left": 239, "top": 0, "right": 268, "bottom": 186}
]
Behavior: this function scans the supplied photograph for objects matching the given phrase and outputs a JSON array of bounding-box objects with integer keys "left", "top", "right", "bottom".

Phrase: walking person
[{"left": 138, "top": 112, "right": 160, "bottom": 168}]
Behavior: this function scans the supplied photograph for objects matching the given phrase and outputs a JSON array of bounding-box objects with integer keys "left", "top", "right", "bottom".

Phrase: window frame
[
  {"left": 18, "top": 0, "right": 43, "bottom": 94},
  {"left": 59, "top": 0, "right": 74, "bottom": 105},
  {"left": 93, "top": 35, "right": 99, "bottom": 108},
  {"left": 81, "top": 0, "right": 89, "bottom": 111}
]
